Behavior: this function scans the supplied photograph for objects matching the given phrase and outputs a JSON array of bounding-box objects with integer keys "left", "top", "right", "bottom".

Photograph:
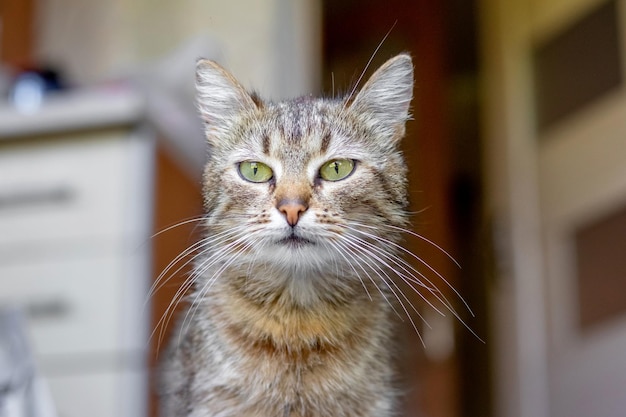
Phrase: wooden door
[
  {"left": 323, "top": 1, "right": 489, "bottom": 416},
  {"left": 0, "top": 0, "right": 34, "bottom": 67}
]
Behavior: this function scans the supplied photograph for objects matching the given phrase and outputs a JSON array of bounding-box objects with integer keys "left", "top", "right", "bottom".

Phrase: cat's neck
[
  {"left": 203, "top": 266, "right": 391, "bottom": 353},
  {"left": 203, "top": 259, "right": 375, "bottom": 306}
]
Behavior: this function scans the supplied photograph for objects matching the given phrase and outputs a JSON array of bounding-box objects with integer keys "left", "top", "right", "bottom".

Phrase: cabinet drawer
[
  {"left": 0, "top": 132, "right": 131, "bottom": 246},
  {"left": 47, "top": 369, "right": 147, "bottom": 417},
  {"left": 0, "top": 255, "right": 146, "bottom": 358}
]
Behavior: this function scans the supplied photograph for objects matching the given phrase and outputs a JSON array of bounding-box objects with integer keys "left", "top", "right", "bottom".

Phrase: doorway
[{"left": 322, "top": 1, "right": 490, "bottom": 416}]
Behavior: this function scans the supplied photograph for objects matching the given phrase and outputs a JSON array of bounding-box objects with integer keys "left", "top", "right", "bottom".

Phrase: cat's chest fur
[
  {"left": 164, "top": 274, "right": 395, "bottom": 417},
  {"left": 158, "top": 54, "right": 414, "bottom": 417}
]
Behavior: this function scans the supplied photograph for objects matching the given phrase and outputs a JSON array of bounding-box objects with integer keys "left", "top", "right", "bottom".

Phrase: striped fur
[{"left": 159, "top": 54, "right": 415, "bottom": 417}]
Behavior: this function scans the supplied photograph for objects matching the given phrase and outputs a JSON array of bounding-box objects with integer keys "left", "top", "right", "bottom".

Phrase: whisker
[
  {"left": 341, "top": 233, "right": 445, "bottom": 318},
  {"left": 179, "top": 236, "right": 260, "bottom": 345},
  {"left": 150, "top": 216, "right": 207, "bottom": 240},
  {"left": 345, "top": 224, "right": 474, "bottom": 317},
  {"left": 150, "top": 227, "right": 255, "bottom": 351},
  {"left": 155, "top": 240, "right": 241, "bottom": 351},
  {"left": 337, "top": 237, "right": 427, "bottom": 345},
  {"left": 345, "top": 230, "right": 439, "bottom": 293},
  {"left": 384, "top": 224, "right": 461, "bottom": 269},
  {"left": 147, "top": 227, "right": 245, "bottom": 303},
  {"left": 342, "top": 223, "right": 483, "bottom": 342},
  {"left": 333, "top": 238, "right": 398, "bottom": 312},
  {"left": 343, "top": 21, "right": 397, "bottom": 107},
  {"left": 323, "top": 238, "right": 374, "bottom": 302}
]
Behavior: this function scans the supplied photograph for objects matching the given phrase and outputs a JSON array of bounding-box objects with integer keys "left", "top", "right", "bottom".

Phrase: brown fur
[{"left": 159, "top": 54, "right": 415, "bottom": 416}]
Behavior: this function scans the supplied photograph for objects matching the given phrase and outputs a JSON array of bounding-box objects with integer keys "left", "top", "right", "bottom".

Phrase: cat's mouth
[{"left": 277, "top": 234, "right": 315, "bottom": 247}]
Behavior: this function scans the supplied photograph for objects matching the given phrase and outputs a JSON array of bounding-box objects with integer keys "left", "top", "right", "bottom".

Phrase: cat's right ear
[
  {"left": 196, "top": 59, "right": 258, "bottom": 139},
  {"left": 348, "top": 54, "right": 413, "bottom": 143}
]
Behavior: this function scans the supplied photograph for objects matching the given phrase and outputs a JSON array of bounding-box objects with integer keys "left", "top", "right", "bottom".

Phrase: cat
[{"left": 158, "top": 53, "right": 417, "bottom": 417}]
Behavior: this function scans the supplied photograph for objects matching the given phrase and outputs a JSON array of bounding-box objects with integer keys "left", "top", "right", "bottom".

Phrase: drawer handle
[
  {"left": 0, "top": 186, "right": 75, "bottom": 211},
  {"left": 24, "top": 298, "right": 71, "bottom": 321}
]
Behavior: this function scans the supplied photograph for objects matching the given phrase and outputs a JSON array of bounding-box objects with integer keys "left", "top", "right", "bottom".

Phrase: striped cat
[{"left": 159, "top": 54, "right": 417, "bottom": 417}]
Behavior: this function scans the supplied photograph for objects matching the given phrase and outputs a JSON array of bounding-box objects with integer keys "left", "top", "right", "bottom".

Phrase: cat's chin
[{"left": 252, "top": 236, "right": 338, "bottom": 270}]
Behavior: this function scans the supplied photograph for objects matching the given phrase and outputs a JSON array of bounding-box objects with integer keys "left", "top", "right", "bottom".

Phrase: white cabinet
[
  {"left": 0, "top": 87, "right": 204, "bottom": 416},
  {"left": 0, "top": 115, "right": 155, "bottom": 417},
  {"left": 46, "top": 369, "right": 146, "bottom": 417},
  {"left": 0, "top": 133, "right": 131, "bottom": 246}
]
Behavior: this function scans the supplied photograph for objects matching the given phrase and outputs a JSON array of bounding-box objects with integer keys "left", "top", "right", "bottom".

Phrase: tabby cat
[{"left": 159, "top": 54, "right": 418, "bottom": 417}]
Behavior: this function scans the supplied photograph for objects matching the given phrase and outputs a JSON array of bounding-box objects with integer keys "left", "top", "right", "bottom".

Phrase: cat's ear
[
  {"left": 196, "top": 59, "right": 258, "bottom": 138},
  {"left": 349, "top": 54, "right": 414, "bottom": 141}
]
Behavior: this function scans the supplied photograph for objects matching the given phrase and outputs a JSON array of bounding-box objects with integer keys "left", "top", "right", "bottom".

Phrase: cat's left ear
[
  {"left": 349, "top": 54, "right": 414, "bottom": 142},
  {"left": 196, "top": 59, "right": 258, "bottom": 140}
]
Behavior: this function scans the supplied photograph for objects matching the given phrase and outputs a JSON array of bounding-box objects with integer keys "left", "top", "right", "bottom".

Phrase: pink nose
[{"left": 277, "top": 199, "right": 308, "bottom": 226}]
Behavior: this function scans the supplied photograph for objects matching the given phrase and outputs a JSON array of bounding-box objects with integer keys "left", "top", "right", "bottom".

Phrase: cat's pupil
[
  {"left": 253, "top": 165, "right": 258, "bottom": 175},
  {"left": 333, "top": 162, "right": 339, "bottom": 174}
]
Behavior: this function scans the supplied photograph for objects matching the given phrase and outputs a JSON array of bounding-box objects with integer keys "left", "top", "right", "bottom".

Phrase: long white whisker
[
  {"left": 345, "top": 224, "right": 474, "bottom": 317},
  {"left": 152, "top": 240, "right": 236, "bottom": 351},
  {"left": 342, "top": 233, "right": 445, "bottom": 318},
  {"left": 342, "top": 232, "right": 453, "bottom": 314},
  {"left": 343, "top": 21, "right": 397, "bottom": 107},
  {"left": 150, "top": 216, "right": 206, "bottom": 240},
  {"left": 323, "top": 238, "right": 373, "bottom": 302},
  {"left": 347, "top": 221, "right": 461, "bottom": 268},
  {"left": 346, "top": 231, "right": 439, "bottom": 292},
  {"left": 147, "top": 227, "right": 246, "bottom": 303},
  {"left": 344, "top": 222, "right": 482, "bottom": 341},
  {"left": 333, "top": 238, "right": 400, "bottom": 317},
  {"left": 385, "top": 224, "right": 461, "bottom": 269},
  {"left": 179, "top": 235, "right": 260, "bottom": 345},
  {"left": 343, "top": 226, "right": 483, "bottom": 342},
  {"left": 151, "top": 227, "right": 254, "bottom": 350},
  {"left": 338, "top": 237, "right": 427, "bottom": 345}
]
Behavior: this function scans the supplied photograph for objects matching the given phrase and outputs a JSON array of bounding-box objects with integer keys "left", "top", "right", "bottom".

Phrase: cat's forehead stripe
[
  {"left": 271, "top": 99, "right": 324, "bottom": 143},
  {"left": 320, "top": 131, "right": 331, "bottom": 154},
  {"left": 283, "top": 105, "right": 305, "bottom": 143},
  {"left": 254, "top": 100, "right": 345, "bottom": 162},
  {"left": 262, "top": 133, "right": 270, "bottom": 155}
]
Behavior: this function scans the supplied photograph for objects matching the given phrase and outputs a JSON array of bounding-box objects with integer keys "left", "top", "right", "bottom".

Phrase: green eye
[
  {"left": 238, "top": 161, "right": 273, "bottom": 183},
  {"left": 319, "top": 159, "right": 355, "bottom": 181}
]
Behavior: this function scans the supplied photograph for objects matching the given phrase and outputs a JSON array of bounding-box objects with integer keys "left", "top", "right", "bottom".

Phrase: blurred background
[{"left": 1, "top": 0, "right": 626, "bottom": 416}]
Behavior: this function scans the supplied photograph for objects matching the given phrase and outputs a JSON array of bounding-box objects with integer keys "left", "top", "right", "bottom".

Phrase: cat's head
[{"left": 195, "top": 54, "right": 413, "bottom": 299}]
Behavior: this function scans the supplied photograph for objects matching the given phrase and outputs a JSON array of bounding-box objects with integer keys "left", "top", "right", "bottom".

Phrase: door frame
[{"left": 479, "top": 0, "right": 552, "bottom": 416}]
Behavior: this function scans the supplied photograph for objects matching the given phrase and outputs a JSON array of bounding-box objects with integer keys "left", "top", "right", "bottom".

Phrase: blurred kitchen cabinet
[{"left": 0, "top": 89, "right": 203, "bottom": 417}]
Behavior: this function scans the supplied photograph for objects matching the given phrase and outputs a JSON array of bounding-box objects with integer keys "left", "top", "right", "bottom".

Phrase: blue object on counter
[{"left": 8, "top": 70, "right": 65, "bottom": 114}]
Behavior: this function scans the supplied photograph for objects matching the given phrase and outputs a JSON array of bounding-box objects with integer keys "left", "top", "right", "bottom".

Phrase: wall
[{"left": 34, "top": 0, "right": 321, "bottom": 99}]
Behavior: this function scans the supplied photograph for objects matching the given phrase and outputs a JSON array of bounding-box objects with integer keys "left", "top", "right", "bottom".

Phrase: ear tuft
[
  {"left": 196, "top": 59, "right": 257, "bottom": 138},
  {"left": 349, "top": 54, "right": 414, "bottom": 140}
]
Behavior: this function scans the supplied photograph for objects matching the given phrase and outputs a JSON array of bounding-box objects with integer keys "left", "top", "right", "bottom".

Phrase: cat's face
[{"left": 196, "top": 55, "right": 414, "bottom": 291}]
